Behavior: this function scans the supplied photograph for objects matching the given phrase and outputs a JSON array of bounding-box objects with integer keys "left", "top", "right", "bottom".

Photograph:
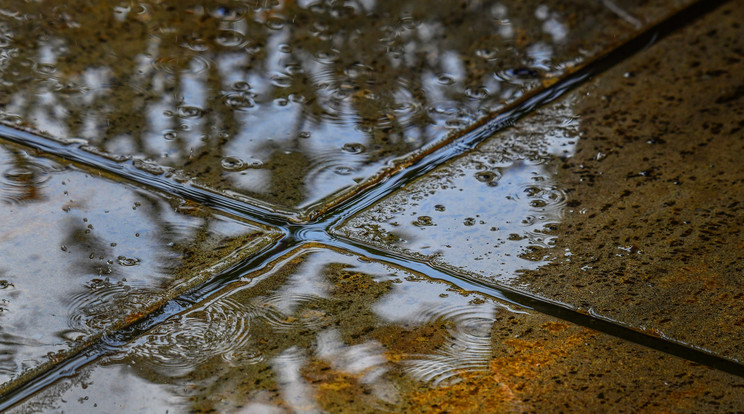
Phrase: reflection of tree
[
  {"left": 0, "top": 140, "right": 268, "bottom": 382},
  {"left": 111, "top": 255, "right": 499, "bottom": 412},
  {"left": 0, "top": 0, "right": 575, "bottom": 207}
]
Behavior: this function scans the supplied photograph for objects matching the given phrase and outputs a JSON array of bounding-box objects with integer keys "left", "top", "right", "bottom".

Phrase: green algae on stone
[
  {"left": 0, "top": 0, "right": 695, "bottom": 217},
  {"left": 9, "top": 245, "right": 744, "bottom": 413},
  {"left": 0, "top": 141, "right": 280, "bottom": 393},
  {"left": 338, "top": 1, "right": 744, "bottom": 362}
]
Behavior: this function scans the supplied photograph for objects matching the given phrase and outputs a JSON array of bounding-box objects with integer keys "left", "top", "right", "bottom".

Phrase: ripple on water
[
  {"left": 123, "top": 297, "right": 252, "bottom": 377},
  {"left": 400, "top": 304, "right": 496, "bottom": 386},
  {"left": 253, "top": 293, "right": 332, "bottom": 333},
  {"left": 65, "top": 280, "right": 155, "bottom": 335},
  {"left": 0, "top": 153, "right": 60, "bottom": 205}
]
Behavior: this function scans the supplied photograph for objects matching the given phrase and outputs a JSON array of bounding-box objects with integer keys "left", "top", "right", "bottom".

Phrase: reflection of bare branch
[
  {"left": 599, "top": 0, "right": 642, "bottom": 29},
  {"left": 0, "top": 0, "right": 579, "bottom": 207}
]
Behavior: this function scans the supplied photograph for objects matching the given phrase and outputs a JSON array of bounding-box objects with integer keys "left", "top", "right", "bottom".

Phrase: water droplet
[
  {"left": 333, "top": 166, "right": 355, "bottom": 176},
  {"left": 176, "top": 105, "right": 204, "bottom": 119},
  {"left": 270, "top": 75, "right": 292, "bottom": 88},
  {"left": 341, "top": 143, "right": 366, "bottom": 154},
  {"left": 116, "top": 256, "right": 141, "bottom": 266},
  {"left": 221, "top": 157, "right": 246, "bottom": 171},
  {"left": 162, "top": 130, "right": 177, "bottom": 141},
  {"left": 474, "top": 171, "right": 499, "bottom": 183},
  {"left": 463, "top": 217, "right": 476, "bottom": 226},
  {"left": 225, "top": 94, "right": 255, "bottom": 110},
  {"left": 414, "top": 216, "right": 434, "bottom": 227},
  {"left": 265, "top": 17, "right": 285, "bottom": 30},
  {"left": 437, "top": 75, "right": 455, "bottom": 85},
  {"left": 216, "top": 31, "right": 245, "bottom": 47},
  {"left": 232, "top": 81, "right": 251, "bottom": 91},
  {"left": 530, "top": 199, "right": 548, "bottom": 208}
]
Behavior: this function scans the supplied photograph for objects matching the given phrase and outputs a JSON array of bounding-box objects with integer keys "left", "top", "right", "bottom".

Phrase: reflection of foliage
[
  {"left": 113, "top": 257, "right": 477, "bottom": 412},
  {"left": 0, "top": 0, "right": 579, "bottom": 206}
]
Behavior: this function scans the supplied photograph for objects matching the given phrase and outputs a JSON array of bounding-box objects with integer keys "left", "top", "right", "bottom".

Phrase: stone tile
[
  {"left": 0, "top": 0, "right": 691, "bottom": 217},
  {"left": 338, "top": 2, "right": 744, "bottom": 361},
  {"left": 8, "top": 246, "right": 744, "bottom": 413},
  {"left": 0, "top": 141, "right": 280, "bottom": 391}
]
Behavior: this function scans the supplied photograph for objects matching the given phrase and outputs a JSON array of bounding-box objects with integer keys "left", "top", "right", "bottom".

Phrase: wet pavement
[
  {"left": 0, "top": 140, "right": 280, "bottom": 392},
  {"left": 339, "top": 0, "right": 744, "bottom": 363},
  {"left": 8, "top": 247, "right": 744, "bottom": 413},
  {"left": 0, "top": 0, "right": 694, "bottom": 219},
  {"left": 1, "top": 0, "right": 744, "bottom": 412}
]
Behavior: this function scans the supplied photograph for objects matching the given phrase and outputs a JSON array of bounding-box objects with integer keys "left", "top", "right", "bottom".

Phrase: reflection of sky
[
  {"left": 0, "top": 0, "right": 582, "bottom": 209},
  {"left": 344, "top": 100, "right": 579, "bottom": 282},
  {"left": 221, "top": 249, "right": 520, "bottom": 403},
  {"left": 0, "top": 144, "right": 254, "bottom": 384}
]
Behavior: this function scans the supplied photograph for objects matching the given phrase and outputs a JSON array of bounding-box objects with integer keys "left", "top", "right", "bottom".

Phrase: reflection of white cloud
[
  {"left": 316, "top": 329, "right": 397, "bottom": 403},
  {"left": 373, "top": 276, "right": 499, "bottom": 385},
  {"left": 272, "top": 347, "right": 321, "bottom": 414},
  {"left": 270, "top": 253, "right": 331, "bottom": 314}
]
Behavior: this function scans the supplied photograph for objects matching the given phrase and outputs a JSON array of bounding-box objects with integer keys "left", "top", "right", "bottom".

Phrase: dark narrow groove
[
  {"left": 0, "top": 236, "right": 296, "bottom": 410},
  {"left": 331, "top": 236, "right": 744, "bottom": 379},
  {"left": 0, "top": 0, "right": 737, "bottom": 408},
  {"left": 318, "top": 0, "right": 732, "bottom": 227},
  {"left": 0, "top": 126, "right": 293, "bottom": 228}
]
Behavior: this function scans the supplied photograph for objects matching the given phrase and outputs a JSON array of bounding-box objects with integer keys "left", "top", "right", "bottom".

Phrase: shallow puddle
[
  {"left": 2, "top": 0, "right": 743, "bottom": 410},
  {"left": 9, "top": 246, "right": 744, "bottom": 413},
  {"left": 0, "top": 0, "right": 689, "bottom": 215},
  {"left": 0, "top": 141, "right": 279, "bottom": 390},
  {"left": 338, "top": 1, "right": 744, "bottom": 361},
  {"left": 337, "top": 97, "right": 578, "bottom": 283}
]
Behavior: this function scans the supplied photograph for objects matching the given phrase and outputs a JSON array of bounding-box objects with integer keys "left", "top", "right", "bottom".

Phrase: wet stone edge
[
  {"left": 0, "top": 159, "right": 284, "bottom": 397},
  {"left": 0, "top": 0, "right": 723, "bottom": 225}
]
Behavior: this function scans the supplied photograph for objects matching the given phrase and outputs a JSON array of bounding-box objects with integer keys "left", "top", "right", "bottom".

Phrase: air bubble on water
[
  {"left": 414, "top": 216, "right": 434, "bottom": 227},
  {"left": 162, "top": 130, "right": 177, "bottom": 141},
  {"left": 333, "top": 166, "right": 355, "bottom": 175},
  {"left": 341, "top": 143, "right": 366, "bottom": 154},
  {"left": 116, "top": 256, "right": 141, "bottom": 266}
]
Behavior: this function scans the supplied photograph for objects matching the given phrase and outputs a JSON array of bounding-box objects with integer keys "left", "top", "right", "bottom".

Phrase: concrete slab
[
  {"left": 0, "top": 141, "right": 280, "bottom": 392},
  {"left": 337, "top": 1, "right": 744, "bottom": 361},
  {"left": 0, "top": 0, "right": 693, "bottom": 217},
  {"left": 8, "top": 246, "right": 744, "bottom": 413}
]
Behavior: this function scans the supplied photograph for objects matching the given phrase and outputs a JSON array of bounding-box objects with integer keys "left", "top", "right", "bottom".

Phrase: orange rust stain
[
  {"left": 540, "top": 322, "right": 570, "bottom": 333},
  {"left": 301, "top": 359, "right": 376, "bottom": 413},
  {"left": 403, "top": 371, "right": 527, "bottom": 414}
]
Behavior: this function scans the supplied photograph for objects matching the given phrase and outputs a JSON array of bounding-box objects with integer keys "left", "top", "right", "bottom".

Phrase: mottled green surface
[
  {"left": 9, "top": 246, "right": 744, "bottom": 413},
  {"left": 0, "top": 141, "right": 280, "bottom": 391},
  {"left": 0, "top": 0, "right": 691, "bottom": 216},
  {"left": 338, "top": 1, "right": 744, "bottom": 361}
]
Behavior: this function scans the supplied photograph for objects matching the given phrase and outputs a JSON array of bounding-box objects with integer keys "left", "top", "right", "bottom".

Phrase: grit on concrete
[{"left": 1, "top": 0, "right": 743, "bottom": 412}]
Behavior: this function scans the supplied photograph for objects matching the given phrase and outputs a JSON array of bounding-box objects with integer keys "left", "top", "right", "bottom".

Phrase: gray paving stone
[
  {"left": 9, "top": 246, "right": 744, "bottom": 413},
  {"left": 0, "top": 141, "right": 280, "bottom": 392},
  {"left": 337, "top": 1, "right": 744, "bottom": 361},
  {"left": 0, "top": 0, "right": 692, "bottom": 218}
]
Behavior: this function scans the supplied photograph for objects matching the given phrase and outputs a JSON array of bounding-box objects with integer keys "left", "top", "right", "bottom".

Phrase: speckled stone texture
[
  {"left": 9, "top": 246, "right": 744, "bottom": 413},
  {"left": 339, "top": 1, "right": 744, "bottom": 361}
]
